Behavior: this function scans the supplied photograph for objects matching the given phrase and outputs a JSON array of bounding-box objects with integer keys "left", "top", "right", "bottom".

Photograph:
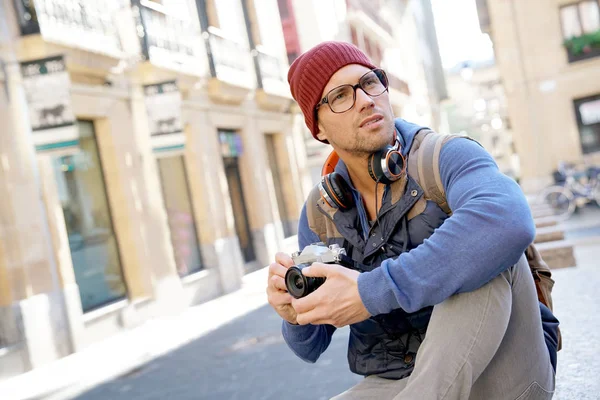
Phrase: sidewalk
[{"left": 0, "top": 267, "right": 272, "bottom": 400}]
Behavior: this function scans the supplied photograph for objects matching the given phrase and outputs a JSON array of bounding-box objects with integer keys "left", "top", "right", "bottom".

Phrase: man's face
[{"left": 315, "top": 64, "right": 395, "bottom": 156}]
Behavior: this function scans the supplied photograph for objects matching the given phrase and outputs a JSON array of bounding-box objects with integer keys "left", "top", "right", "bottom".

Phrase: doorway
[{"left": 223, "top": 156, "right": 256, "bottom": 264}]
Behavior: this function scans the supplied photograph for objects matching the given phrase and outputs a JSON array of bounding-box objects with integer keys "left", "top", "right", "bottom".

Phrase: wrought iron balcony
[
  {"left": 133, "top": 0, "right": 206, "bottom": 75},
  {"left": 15, "top": 0, "right": 124, "bottom": 58},
  {"left": 254, "top": 47, "right": 287, "bottom": 94},
  {"left": 206, "top": 26, "right": 254, "bottom": 88}
]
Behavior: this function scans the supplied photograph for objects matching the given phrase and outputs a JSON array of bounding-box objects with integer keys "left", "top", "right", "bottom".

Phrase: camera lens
[
  {"left": 294, "top": 276, "right": 304, "bottom": 289},
  {"left": 285, "top": 264, "right": 325, "bottom": 299}
]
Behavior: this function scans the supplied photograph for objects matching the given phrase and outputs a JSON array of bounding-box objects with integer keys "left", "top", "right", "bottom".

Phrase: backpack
[{"left": 308, "top": 129, "right": 561, "bottom": 350}]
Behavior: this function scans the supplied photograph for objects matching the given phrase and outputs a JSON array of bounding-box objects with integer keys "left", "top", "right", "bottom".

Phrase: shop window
[
  {"left": 157, "top": 155, "right": 204, "bottom": 277},
  {"left": 53, "top": 120, "right": 127, "bottom": 312}
]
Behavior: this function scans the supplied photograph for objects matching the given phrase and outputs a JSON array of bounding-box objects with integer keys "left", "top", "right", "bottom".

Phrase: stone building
[{"left": 0, "top": 0, "right": 307, "bottom": 379}]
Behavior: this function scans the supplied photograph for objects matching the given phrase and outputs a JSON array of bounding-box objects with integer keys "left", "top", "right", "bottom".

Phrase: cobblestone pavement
[{"left": 71, "top": 210, "right": 600, "bottom": 400}]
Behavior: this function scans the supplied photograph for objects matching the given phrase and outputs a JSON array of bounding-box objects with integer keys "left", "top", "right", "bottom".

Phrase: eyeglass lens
[{"left": 327, "top": 70, "right": 388, "bottom": 113}]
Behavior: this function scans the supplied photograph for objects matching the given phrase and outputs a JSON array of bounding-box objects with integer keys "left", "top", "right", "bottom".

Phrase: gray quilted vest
[{"left": 305, "top": 128, "right": 457, "bottom": 379}]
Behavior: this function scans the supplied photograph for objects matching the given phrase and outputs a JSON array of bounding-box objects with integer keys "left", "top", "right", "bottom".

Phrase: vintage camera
[{"left": 285, "top": 243, "right": 351, "bottom": 299}]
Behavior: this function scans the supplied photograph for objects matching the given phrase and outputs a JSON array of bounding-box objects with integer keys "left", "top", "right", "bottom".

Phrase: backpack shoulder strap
[
  {"left": 409, "top": 129, "right": 473, "bottom": 215},
  {"left": 305, "top": 185, "right": 328, "bottom": 244}
]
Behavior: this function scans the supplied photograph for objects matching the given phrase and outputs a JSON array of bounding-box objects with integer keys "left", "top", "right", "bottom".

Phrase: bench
[
  {"left": 536, "top": 240, "right": 577, "bottom": 269},
  {"left": 534, "top": 215, "right": 561, "bottom": 229},
  {"left": 534, "top": 226, "right": 565, "bottom": 244}
]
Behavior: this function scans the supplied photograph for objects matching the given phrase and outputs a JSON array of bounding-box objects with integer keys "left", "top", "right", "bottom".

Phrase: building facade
[
  {"left": 277, "top": 0, "right": 448, "bottom": 186},
  {"left": 444, "top": 59, "right": 520, "bottom": 181},
  {"left": 0, "top": 0, "right": 307, "bottom": 379},
  {"left": 478, "top": 0, "right": 600, "bottom": 192}
]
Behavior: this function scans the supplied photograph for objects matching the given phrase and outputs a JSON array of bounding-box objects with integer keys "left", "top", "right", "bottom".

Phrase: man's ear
[{"left": 316, "top": 120, "right": 327, "bottom": 142}]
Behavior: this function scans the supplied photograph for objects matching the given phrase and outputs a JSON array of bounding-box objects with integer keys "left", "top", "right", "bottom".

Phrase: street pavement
[{"left": 47, "top": 207, "right": 600, "bottom": 399}]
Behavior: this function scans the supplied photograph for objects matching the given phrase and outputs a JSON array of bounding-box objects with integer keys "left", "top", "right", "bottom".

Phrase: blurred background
[{"left": 0, "top": 0, "right": 599, "bottom": 399}]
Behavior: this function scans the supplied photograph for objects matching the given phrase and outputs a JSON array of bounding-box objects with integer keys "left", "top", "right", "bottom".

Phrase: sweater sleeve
[
  {"left": 280, "top": 203, "right": 337, "bottom": 363},
  {"left": 357, "top": 138, "right": 535, "bottom": 315}
]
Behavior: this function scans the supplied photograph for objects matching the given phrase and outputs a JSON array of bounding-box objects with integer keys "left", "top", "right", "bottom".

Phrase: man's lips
[{"left": 359, "top": 114, "right": 384, "bottom": 128}]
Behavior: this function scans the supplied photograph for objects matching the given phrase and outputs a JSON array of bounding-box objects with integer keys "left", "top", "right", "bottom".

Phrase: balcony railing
[
  {"left": 256, "top": 49, "right": 284, "bottom": 83},
  {"left": 206, "top": 27, "right": 254, "bottom": 87},
  {"left": 254, "top": 47, "right": 288, "bottom": 95},
  {"left": 347, "top": 0, "right": 393, "bottom": 36},
  {"left": 133, "top": 0, "right": 205, "bottom": 75},
  {"left": 17, "top": 0, "right": 124, "bottom": 58}
]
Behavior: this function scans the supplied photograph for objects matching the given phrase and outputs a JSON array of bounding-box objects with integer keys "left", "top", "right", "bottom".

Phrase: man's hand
[
  {"left": 292, "top": 263, "right": 371, "bottom": 327},
  {"left": 266, "top": 252, "right": 298, "bottom": 324}
]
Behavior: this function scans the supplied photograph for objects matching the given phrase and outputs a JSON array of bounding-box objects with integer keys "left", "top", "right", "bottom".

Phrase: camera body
[{"left": 285, "top": 243, "right": 348, "bottom": 299}]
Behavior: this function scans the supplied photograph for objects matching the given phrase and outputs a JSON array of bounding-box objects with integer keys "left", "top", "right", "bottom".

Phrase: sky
[{"left": 430, "top": 0, "right": 495, "bottom": 69}]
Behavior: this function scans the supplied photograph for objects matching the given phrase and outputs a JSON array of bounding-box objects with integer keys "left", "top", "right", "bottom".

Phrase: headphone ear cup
[
  {"left": 320, "top": 172, "right": 354, "bottom": 210},
  {"left": 368, "top": 145, "right": 406, "bottom": 185},
  {"left": 368, "top": 147, "right": 390, "bottom": 183},
  {"left": 387, "top": 151, "right": 405, "bottom": 178}
]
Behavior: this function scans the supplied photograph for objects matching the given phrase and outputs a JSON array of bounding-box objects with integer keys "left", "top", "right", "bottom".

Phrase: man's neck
[
  {"left": 345, "top": 156, "right": 386, "bottom": 221},
  {"left": 346, "top": 157, "right": 377, "bottom": 196}
]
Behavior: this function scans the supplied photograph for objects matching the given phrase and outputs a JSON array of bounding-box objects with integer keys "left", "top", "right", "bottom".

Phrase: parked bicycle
[{"left": 536, "top": 161, "right": 600, "bottom": 220}]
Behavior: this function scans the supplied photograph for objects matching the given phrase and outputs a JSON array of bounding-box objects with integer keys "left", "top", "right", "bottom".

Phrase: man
[{"left": 266, "top": 41, "right": 556, "bottom": 399}]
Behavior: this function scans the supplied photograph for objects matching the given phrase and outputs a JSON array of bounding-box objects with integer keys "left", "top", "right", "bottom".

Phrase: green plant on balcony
[{"left": 563, "top": 29, "right": 600, "bottom": 55}]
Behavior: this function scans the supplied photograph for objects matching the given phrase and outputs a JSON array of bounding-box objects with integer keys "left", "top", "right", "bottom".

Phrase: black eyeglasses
[{"left": 315, "top": 69, "right": 389, "bottom": 114}]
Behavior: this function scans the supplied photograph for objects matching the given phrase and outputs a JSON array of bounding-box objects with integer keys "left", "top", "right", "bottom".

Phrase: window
[
  {"left": 212, "top": 0, "right": 247, "bottom": 41},
  {"left": 277, "top": 0, "right": 289, "bottom": 19},
  {"left": 287, "top": 52, "right": 298, "bottom": 65},
  {"left": 560, "top": 1, "right": 600, "bottom": 39},
  {"left": 574, "top": 94, "right": 600, "bottom": 154},
  {"left": 157, "top": 156, "right": 204, "bottom": 277},
  {"left": 53, "top": 121, "right": 127, "bottom": 312}
]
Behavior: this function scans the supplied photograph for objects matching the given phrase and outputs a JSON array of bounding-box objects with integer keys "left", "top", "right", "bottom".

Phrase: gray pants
[{"left": 332, "top": 255, "right": 555, "bottom": 400}]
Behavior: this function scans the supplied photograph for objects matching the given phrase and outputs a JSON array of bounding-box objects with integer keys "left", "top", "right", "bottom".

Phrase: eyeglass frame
[{"left": 314, "top": 68, "right": 389, "bottom": 114}]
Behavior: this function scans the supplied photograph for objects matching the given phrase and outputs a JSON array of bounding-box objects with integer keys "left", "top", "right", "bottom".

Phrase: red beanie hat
[{"left": 287, "top": 41, "right": 376, "bottom": 143}]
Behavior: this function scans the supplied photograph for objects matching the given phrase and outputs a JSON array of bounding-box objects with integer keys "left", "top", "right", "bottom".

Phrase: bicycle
[{"left": 536, "top": 162, "right": 600, "bottom": 220}]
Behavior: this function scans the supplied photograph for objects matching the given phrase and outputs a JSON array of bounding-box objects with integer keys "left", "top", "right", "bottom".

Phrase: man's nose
[{"left": 355, "top": 88, "right": 374, "bottom": 112}]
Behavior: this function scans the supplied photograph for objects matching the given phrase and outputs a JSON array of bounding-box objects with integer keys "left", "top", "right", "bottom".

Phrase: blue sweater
[{"left": 282, "top": 119, "right": 536, "bottom": 363}]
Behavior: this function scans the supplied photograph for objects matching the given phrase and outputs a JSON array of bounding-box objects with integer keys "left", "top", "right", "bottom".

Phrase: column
[
  {"left": 238, "top": 109, "right": 280, "bottom": 268},
  {"left": 0, "top": 11, "right": 70, "bottom": 374},
  {"left": 128, "top": 83, "right": 185, "bottom": 313},
  {"left": 183, "top": 102, "right": 245, "bottom": 293}
]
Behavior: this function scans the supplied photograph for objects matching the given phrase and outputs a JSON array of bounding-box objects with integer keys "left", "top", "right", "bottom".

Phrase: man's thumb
[{"left": 302, "top": 262, "right": 330, "bottom": 278}]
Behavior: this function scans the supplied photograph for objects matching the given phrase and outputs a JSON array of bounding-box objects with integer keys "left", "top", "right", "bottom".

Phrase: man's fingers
[
  {"left": 275, "top": 252, "right": 294, "bottom": 268},
  {"left": 269, "top": 291, "right": 293, "bottom": 306},
  {"left": 302, "top": 262, "right": 334, "bottom": 278},
  {"left": 268, "top": 262, "right": 288, "bottom": 279},
  {"left": 296, "top": 309, "right": 328, "bottom": 326},
  {"left": 270, "top": 275, "right": 287, "bottom": 292},
  {"left": 291, "top": 291, "right": 320, "bottom": 314}
]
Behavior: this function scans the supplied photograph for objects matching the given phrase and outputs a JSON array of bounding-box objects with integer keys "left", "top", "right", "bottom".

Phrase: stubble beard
[{"left": 345, "top": 124, "right": 395, "bottom": 158}]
